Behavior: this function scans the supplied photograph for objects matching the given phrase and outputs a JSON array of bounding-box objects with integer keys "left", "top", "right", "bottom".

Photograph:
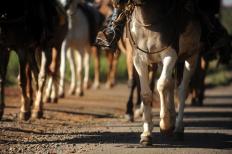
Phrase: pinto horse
[
  {"left": 129, "top": 0, "right": 201, "bottom": 145},
  {"left": 0, "top": 0, "right": 67, "bottom": 120}
]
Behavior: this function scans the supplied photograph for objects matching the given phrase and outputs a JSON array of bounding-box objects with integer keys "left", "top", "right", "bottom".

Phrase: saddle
[{"left": 77, "top": 2, "right": 105, "bottom": 45}]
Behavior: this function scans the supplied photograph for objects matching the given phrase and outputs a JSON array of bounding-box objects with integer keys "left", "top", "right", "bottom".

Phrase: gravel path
[{"left": 0, "top": 83, "right": 232, "bottom": 154}]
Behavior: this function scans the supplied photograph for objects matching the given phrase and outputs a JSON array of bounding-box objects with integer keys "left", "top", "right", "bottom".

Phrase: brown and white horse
[{"left": 129, "top": 0, "right": 201, "bottom": 145}]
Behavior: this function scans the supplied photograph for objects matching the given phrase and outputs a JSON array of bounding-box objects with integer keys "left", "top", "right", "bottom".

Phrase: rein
[{"left": 128, "top": 19, "right": 170, "bottom": 54}]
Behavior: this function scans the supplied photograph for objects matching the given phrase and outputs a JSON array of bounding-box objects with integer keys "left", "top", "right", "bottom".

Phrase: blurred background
[{"left": 5, "top": 2, "right": 232, "bottom": 88}]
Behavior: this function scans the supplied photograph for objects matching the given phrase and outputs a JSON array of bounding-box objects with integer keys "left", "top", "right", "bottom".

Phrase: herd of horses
[{"left": 0, "top": 0, "right": 231, "bottom": 146}]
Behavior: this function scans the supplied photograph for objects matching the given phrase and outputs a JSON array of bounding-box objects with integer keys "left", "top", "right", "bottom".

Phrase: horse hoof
[
  {"left": 124, "top": 114, "right": 134, "bottom": 122},
  {"left": 45, "top": 97, "right": 51, "bottom": 103},
  {"left": 78, "top": 91, "right": 84, "bottom": 97},
  {"left": 84, "top": 82, "right": 91, "bottom": 90},
  {"left": 51, "top": 98, "right": 58, "bottom": 104},
  {"left": 19, "top": 112, "right": 31, "bottom": 121},
  {"left": 31, "top": 111, "right": 43, "bottom": 119},
  {"left": 58, "top": 93, "right": 65, "bottom": 98},
  {"left": 0, "top": 110, "right": 4, "bottom": 120},
  {"left": 160, "top": 127, "right": 175, "bottom": 136},
  {"left": 105, "top": 82, "right": 114, "bottom": 89},
  {"left": 140, "top": 136, "right": 152, "bottom": 146},
  {"left": 174, "top": 132, "right": 184, "bottom": 141},
  {"left": 92, "top": 83, "right": 100, "bottom": 90},
  {"left": 68, "top": 89, "right": 76, "bottom": 96}
]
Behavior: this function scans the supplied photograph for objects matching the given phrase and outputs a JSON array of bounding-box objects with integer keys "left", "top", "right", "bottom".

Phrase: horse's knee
[
  {"left": 157, "top": 78, "right": 171, "bottom": 93},
  {"left": 141, "top": 91, "right": 152, "bottom": 105}
]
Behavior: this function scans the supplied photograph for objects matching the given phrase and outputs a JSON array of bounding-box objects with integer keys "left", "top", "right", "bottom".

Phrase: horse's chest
[
  {"left": 147, "top": 54, "right": 162, "bottom": 63},
  {"left": 136, "top": 51, "right": 162, "bottom": 64}
]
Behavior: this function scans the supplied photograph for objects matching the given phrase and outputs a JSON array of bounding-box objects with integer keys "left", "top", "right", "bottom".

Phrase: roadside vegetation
[{"left": 5, "top": 8, "right": 232, "bottom": 87}]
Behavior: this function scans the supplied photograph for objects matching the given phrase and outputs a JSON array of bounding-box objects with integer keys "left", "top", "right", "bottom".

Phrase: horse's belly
[{"left": 178, "top": 21, "right": 201, "bottom": 60}]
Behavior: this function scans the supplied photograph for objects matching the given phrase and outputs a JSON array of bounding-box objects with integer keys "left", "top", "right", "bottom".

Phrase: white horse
[
  {"left": 47, "top": 0, "right": 92, "bottom": 99},
  {"left": 129, "top": 0, "right": 201, "bottom": 145}
]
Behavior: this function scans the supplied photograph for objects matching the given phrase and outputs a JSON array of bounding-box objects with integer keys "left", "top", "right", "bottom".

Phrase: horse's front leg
[
  {"left": 91, "top": 46, "right": 100, "bottom": 89},
  {"left": 58, "top": 40, "right": 67, "bottom": 98},
  {"left": 17, "top": 50, "right": 31, "bottom": 120},
  {"left": 105, "top": 50, "right": 119, "bottom": 88},
  {"left": 157, "top": 51, "right": 177, "bottom": 135},
  {"left": 0, "top": 49, "right": 10, "bottom": 120},
  {"left": 44, "top": 76, "right": 53, "bottom": 103},
  {"left": 133, "top": 55, "right": 153, "bottom": 145},
  {"left": 83, "top": 48, "right": 90, "bottom": 90},
  {"left": 175, "top": 54, "right": 198, "bottom": 139},
  {"left": 32, "top": 51, "right": 47, "bottom": 119},
  {"left": 67, "top": 48, "right": 76, "bottom": 95},
  {"left": 74, "top": 49, "right": 84, "bottom": 96}
]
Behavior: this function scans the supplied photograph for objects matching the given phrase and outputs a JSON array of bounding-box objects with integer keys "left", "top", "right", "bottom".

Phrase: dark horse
[
  {"left": 0, "top": 0, "right": 67, "bottom": 120},
  {"left": 190, "top": 0, "right": 232, "bottom": 106},
  {"left": 129, "top": 0, "right": 201, "bottom": 145}
]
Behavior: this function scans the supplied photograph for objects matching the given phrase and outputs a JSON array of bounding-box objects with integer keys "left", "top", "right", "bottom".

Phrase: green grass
[
  {"left": 6, "top": 51, "right": 19, "bottom": 86},
  {"left": 205, "top": 60, "right": 232, "bottom": 86},
  {"left": 6, "top": 52, "right": 232, "bottom": 87}
]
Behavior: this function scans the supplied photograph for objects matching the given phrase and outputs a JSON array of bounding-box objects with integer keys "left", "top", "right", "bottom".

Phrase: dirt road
[{"left": 0, "top": 83, "right": 232, "bottom": 154}]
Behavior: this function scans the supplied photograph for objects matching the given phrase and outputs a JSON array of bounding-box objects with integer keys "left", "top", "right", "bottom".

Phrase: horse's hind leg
[
  {"left": 0, "top": 49, "right": 10, "bottom": 120},
  {"left": 44, "top": 76, "right": 53, "bottom": 103},
  {"left": 17, "top": 50, "right": 31, "bottom": 121},
  {"left": 175, "top": 54, "right": 198, "bottom": 139},
  {"left": 125, "top": 75, "right": 136, "bottom": 122},
  {"left": 134, "top": 67, "right": 143, "bottom": 119},
  {"left": 157, "top": 51, "right": 177, "bottom": 135},
  {"left": 191, "top": 57, "right": 208, "bottom": 106},
  {"left": 32, "top": 51, "right": 47, "bottom": 119}
]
